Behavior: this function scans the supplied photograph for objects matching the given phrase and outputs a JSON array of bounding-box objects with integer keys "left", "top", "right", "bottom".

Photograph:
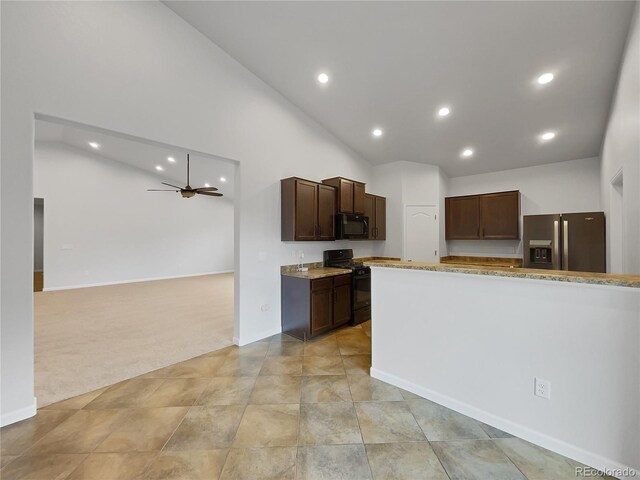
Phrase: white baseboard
[
  {"left": 370, "top": 368, "right": 639, "bottom": 479},
  {"left": 43, "top": 270, "right": 234, "bottom": 292},
  {"left": 235, "top": 326, "right": 282, "bottom": 346},
  {"left": 1, "top": 397, "right": 37, "bottom": 427}
]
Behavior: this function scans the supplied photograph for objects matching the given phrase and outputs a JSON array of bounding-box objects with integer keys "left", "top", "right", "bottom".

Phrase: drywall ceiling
[
  {"left": 165, "top": 1, "right": 635, "bottom": 177},
  {"left": 35, "top": 120, "right": 235, "bottom": 198}
]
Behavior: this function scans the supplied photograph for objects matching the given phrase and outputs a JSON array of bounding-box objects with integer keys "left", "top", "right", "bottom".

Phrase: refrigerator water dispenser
[{"left": 529, "top": 240, "right": 553, "bottom": 266}]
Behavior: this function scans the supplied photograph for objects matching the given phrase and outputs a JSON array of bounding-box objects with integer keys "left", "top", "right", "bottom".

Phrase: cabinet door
[
  {"left": 363, "top": 194, "right": 375, "bottom": 239},
  {"left": 310, "top": 287, "right": 333, "bottom": 336},
  {"left": 480, "top": 191, "right": 519, "bottom": 239},
  {"left": 295, "top": 179, "right": 318, "bottom": 240},
  {"left": 353, "top": 183, "right": 366, "bottom": 215},
  {"left": 445, "top": 196, "right": 481, "bottom": 239},
  {"left": 333, "top": 283, "right": 352, "bottom": 327},
  {"left": 317, "top": 184, "right": 336, "bottom": 241},
  {"left": 338, "top": 179, "right": 354, "bottom": 214},
  {"left": 374, "top": 196, "right": 386, "bottom": 240}
]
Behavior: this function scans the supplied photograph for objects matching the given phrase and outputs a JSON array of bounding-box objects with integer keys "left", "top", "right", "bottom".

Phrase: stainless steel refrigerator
[{"left": 523, "top": 212, "right": 606, "bottom": 273}]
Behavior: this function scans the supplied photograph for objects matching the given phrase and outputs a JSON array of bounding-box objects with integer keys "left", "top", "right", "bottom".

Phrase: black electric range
[{"left": 323, "top": 249, "right": 371, "bottom": 325}]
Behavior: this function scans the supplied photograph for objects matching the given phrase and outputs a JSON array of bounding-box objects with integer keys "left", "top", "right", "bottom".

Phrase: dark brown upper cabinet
[
  {"left": 445, "top": 190, "right": 520, "bottom": 240},
  {"left": 364, "top": 193, "right": 387, "bottom": 240},
  {"left": 480, "top": 191, "right": 520, "bottom": 239},
  {"left": 317, "top": 184, "right": 337, "bottom": 241},
  {"left": 322, "top": 177, "right": 366, "bottom": 214},
  {"left": 281, "top": 177, "right": 336, "bottom": 241},
  {"left": 445, "top": 195, "right": 481, "bottom": 240}
]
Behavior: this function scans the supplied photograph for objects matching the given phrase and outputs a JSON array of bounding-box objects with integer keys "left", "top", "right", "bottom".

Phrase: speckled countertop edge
[
  {"left": 364, "top": 261, "right": 640, "bottom": 289},
  {"left": 281, "top": 256, "right": 401, "bottom": 280},
  {"left": 281, "top": 267, "right": 351, "bottom": 280}
]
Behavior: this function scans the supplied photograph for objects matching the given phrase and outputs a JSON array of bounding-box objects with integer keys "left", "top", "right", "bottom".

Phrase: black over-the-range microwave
[{"left": 335, "top": 213, "right": 369, "bottom": 239}]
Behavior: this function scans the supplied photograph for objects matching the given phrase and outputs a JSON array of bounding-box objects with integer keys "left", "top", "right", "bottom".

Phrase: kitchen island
[{"left": 365, "top": 260, "right": 640, "bottom": 476}]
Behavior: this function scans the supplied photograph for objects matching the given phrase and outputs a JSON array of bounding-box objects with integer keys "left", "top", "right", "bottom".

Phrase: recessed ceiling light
[
  {"left": 372, "top": 128, "right": 383, "bottom": 138},
  {"left": 204, "top": 183, "right": 210, "bottom": 188},
  {"left": 317, "top": 73, "right": 329, "bottom": 84},
  {"left": 537, "top": 73, "right": 554, "bottom": 85},
  {"left": 541, "top": 131, "right": 556, "bottom": 141},
  {"left": 438, "top": 107, "right": 450, "bottom": 117},
  {"left": 461, "top": 148, "right": 474, "bottom": 158},
  {"left": 167, "top": 156, "right": 176, "bottom": 163},
  {"left": 155, "top": 165, "right": 164, "bottom": 171},
  {"left": 220, "top": 177, "right": 227, "bottom": 183},
  {"left": 88, "top": 142, "right": 100, "bottom": 149}
]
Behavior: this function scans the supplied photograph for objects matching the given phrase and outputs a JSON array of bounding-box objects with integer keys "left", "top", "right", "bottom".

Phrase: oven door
[{"left": 353, "top": 269, "right": 371, "bottom": 310}]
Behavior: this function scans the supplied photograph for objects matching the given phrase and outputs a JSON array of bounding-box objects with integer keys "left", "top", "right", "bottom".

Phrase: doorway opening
[
  {"left": 609, "top": 169, "right": 623, "bottom": 273},
  {"left": 404, "top": 204, "right": 439, "bottom": 262},
  {"left": 33, "top": 116, "right": 238, "bottom": 407},
  {"left": 34, "top": 198, "right": 44, "bottom": 292}
]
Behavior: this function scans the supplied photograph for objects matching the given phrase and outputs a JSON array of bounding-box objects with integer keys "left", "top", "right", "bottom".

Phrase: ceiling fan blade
[
  {"left": 147, "top": 189, "right": 179, "bottom": 192},
  {"left": 197, "top": 191, "right": 223, "bottom": 197},
  {"left": 161, "top": 182, "right": 183, "bottom": 189},
  {"left": 195, "top": 187, "right": 219, "bottom": 192}
]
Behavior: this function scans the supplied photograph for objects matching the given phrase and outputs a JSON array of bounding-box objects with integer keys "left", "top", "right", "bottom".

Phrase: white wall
[
  {"left": 370, "top": 163, "right": 404, "bottom": 258},
  {"left": 447, "top": 157, "right": 601, "bottom": 257},
  {"left": 0, "top": 1, "right": 381, "bottom": 425},
  {"left": 371, "top": 266, "right": 640, "bottom": 475},
  {"left": 600, "top": 4, "right": 640, "bottom": 275},
  {"left": 371, "top": 161, "right": 448, "bottom": 258},
  {"left": 34, "top": 142, "right": 234, "bottom": 290}
]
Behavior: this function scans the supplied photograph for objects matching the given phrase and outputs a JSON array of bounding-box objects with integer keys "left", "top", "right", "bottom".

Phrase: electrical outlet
[{"left": 534, "top": 377, "right": 551, "bottom": 399}]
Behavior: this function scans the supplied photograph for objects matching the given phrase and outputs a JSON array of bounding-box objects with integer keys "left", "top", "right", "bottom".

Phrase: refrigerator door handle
[
  {"left": 553, "top": 220, "right": 560, "bottom": 268},
  {"left": 563, "top": 220, "right": 569, "bottom": 271}
]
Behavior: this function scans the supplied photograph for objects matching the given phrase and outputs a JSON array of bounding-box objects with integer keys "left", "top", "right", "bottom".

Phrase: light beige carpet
[{"left": 34, "top": 273, "right": 234, "bottom": 407}]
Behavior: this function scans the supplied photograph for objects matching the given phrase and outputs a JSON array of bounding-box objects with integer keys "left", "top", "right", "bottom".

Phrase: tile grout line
[
  {"left": 490, "top": 438, "right": 535, "bottom": 480},
  {"left": 404, "top": 395, "right": 453, "bottom": 480},
  {"left": 142, "top": 346, "right": 234, "bottom": 479}
]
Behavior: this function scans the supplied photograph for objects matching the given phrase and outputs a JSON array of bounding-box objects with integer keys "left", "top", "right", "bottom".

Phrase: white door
[{"left": 404, "top": 205, "right": 439, "bottom": 262}]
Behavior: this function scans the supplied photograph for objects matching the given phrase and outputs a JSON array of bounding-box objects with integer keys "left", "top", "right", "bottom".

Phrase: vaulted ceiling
[
  {"left": 165, "top": 1, "right": 634, "bottom": 177},
  {"left": 35, "top": 120, "right": 236, "bottom": 198}
]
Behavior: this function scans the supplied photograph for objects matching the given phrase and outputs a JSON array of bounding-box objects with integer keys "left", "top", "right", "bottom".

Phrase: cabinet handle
[{"left": 317, "top": 225, "right": 321, "bottom": 237}]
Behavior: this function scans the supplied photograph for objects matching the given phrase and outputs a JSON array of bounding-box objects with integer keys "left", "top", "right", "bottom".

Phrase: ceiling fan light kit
[{"left": 147, "top": 154, "right": 223, "bottom": 199}]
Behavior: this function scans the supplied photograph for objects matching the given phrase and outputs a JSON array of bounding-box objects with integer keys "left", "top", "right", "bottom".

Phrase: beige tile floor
[{"left": 0, "top": 322, "right": 612, "bottom": 479}]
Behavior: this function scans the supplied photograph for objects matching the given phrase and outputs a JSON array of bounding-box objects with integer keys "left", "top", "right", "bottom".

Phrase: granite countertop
[
  {"left": 364, "top": 260, "right": 640, "bottom": 289},
  {"left": 281, "top": 256, "right": 401, "bottom": 280},
  {"left": 353, "top": 256, "right": 401, "bottom": 263},
  {"left": 281, "top": 266, "right": 351, "bottom": 280},
  {"left": 440, "top": 256, "right": 522, "bottom": 268}
]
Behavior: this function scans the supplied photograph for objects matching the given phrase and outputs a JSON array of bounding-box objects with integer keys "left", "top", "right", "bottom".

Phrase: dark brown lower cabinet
[
  {"left": 333, "top": 282, "right": 352, "bottom": 327},
  {"left": 282, "top": 273, "right": 352, "bottom": 340}
]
